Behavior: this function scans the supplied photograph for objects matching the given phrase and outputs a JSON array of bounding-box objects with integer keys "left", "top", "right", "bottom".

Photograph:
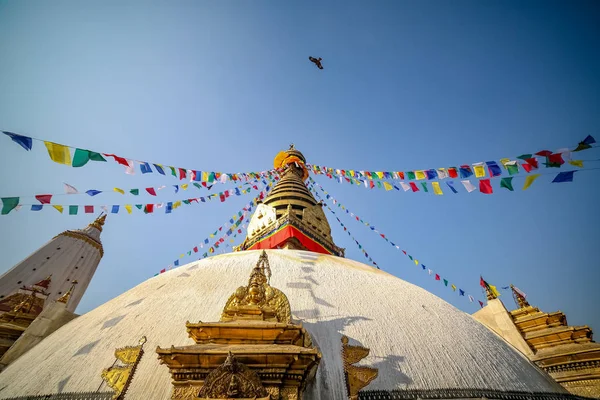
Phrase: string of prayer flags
[{"left": 308, "top": 178, "right": 482, "bottom": 306}]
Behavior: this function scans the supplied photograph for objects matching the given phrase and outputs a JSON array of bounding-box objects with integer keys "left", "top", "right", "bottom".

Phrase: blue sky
[{"left": 0, "top": 0, "right": 598, "bottom": 331}]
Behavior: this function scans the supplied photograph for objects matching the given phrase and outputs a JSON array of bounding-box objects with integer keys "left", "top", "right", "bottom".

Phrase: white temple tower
[{"left": 0, "top": 214, "right": 106, "bottom": 314}]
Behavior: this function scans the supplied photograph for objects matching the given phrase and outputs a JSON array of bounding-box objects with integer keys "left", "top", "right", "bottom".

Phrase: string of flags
[
  {"left": 2, "top": 131, "right": 277, "bottom": 181},
  {"left": 306, "top": 135, "right": 596, "bottom": 189},
  {"left": 310, "top": 187, "right": 379, "bottom": 269},
  {"left": 156, "top": 182, "right": 273, "bottom": 275},
  {"left": 0, "top": 179, "right": 269, "bottom": 215},
  {"left": 309, "top": 177, "right": 483, "bottom": 306}
]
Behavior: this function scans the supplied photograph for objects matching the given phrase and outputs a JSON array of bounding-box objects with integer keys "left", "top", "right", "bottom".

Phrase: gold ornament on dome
[
  {"left": 341, "top": 335, "right": 378, "bottom": 400},
  {"left": 196, "top": 352, "right": 270, "bottom": 400},
  {"left": 220, "top": 250, "right": 291, "bottom": 323},
  {"left": 101, "top": 336, "right": 146, "bottom": 399}
]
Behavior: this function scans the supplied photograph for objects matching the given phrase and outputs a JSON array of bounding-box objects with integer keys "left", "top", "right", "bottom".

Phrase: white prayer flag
[
  {"left": 400, "top": 182, "right": 410, "bottom": 192},
  {"left": 436, "top": 168, "right": 448, "bottom": 179},
  {"left": 125, "top": 159, "right": 135, "bottom": 175},
  {"left": 428, "top": 269, "right": 432, "bottom": 275},
  {"left": 461, "top": 180, "right": 477, "bottom": 193},
  {"left": 63, "top": 183, "right": 79, "bottom": 194},
  {"left": 468, "top": 295, "right": 474, "bottom": 303}
]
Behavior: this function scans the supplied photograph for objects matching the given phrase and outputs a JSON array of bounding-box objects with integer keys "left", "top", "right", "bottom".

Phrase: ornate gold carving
[
  {"left": 101, "top": 336, "right": 146, "bottom": 399},
  {"left": 172, "top": 386, "right": 200, "bottom": 400},
  {"left": 196, "top": 352, "right": 269, "bottom": 399},
  {"left": 341, "top": 335, "right": 378, "bottom": 400},
  {"left": 56, "top": 230, "right": 104, "bottom": 257},
  {"left": 279, "top": 387, "right": 298, "bottom": 400},
  {"left": 90, "top": 213, "right": 107, "bottom": 232},
  {"left": 57, "top": 280, "right": 78, "bottom": 304},
  {"left": 221, "top": 251, "right": 291, "bottom": 324}
]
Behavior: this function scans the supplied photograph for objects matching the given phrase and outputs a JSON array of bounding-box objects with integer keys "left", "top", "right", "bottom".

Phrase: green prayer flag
[
  {"left": 135, "top": 204, "right": 143, "bottom": 210},
  {"left": 421, "top": 182, "right": 428, "bottom": 192},
  {"left": 193, "top": 183, "right": 202, "bottom": 189},
  {"left": 1, "top": 197, "right": 19, "bottom": 215},
  {"left": 89, "top": 151, "right": 106, "bottom": 162},
  {"left": 72, "top": 149, "right": 106, "bottom": 167},
  {"left": 407, "top": 171, "right": 415, "bottom": 180},
  {"left": 130, "top": 189, "right": 139, "bottom": 195},
  {"left": 169, "top": 166, "right": 177, "bottom": 177},
  {"left": 517, "top": 154, "right": 533, "bottom": 160},
  {"left": 408, "top": 255, "right": 413, "bottom": 260},
  {"left": 507, "top": 164, "right": 519, "bottom": 175},
  {"left": 69, "top": 205, "right": 78, "bottom": 215},
  {"left": 443, "top": 279, "right": 448, "bottom": 286},
  {"left": 500, "top": 177, "right": 514, "bottom": 191},
  {"left": 183, "top": 200, "right": 191, "bottom": 204},
  {"left": 376, "top": 181, "right": 382, "bottom": 189}
]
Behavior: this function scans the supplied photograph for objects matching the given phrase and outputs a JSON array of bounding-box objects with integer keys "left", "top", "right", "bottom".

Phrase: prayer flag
[
  {"left": 146, "top": 187, "right": 157, "bottom": 196},
  {"left": 140, "top": 162, "right": 152, "bottom": 174},
  {"left": 69, "top": 205, "right": 78, "bottom": 215},
  {"left": 85, "top": 205, "right": 94, "bottom": 213},
  {"left": 451, "top": 284, "right": 456, "bottom": 291},
  {"left": 523, "top": 174, "right": 541, "bottom": 190},
  {"left": 383, "top": 182, "right": 393, "bottom": 191},
  {"left": 114, "top": 188, "right": 125, "bottom": 195},
  {"left": 52, "top": 205, "right": 64, "bottom": 213},
  {"left": 136, "top": 204, "right": 143, "bottom": 210},
  {"left": 178, "top": 168, "right": 187, "bottom": 180},
  {"left": 479, "top": 300, "right": 484, "bottom": 308},
  {"left": 111, "top": 205, "right": 119, "bottom": 213},
  {"left": 44, "top": 142, "right": 71, "bottom": 165},
  {"left": 446, "top": 181, "right": 458, "bottom": 193},
  {"left": 173, "top": 185, "right": 179, "bottom": 193},
  {"left": 1, "top": 197, "right": 19, "bottom": 215},
  {"left": 536, "top": 150, "right": 552, "bottom": 157},
  {"left": 443, "top": 279, "right": 448, "bottom": 286},
  {"left": 500, "top": 177, "right": 514, "bottom": 191},
  {"left": 181, "top": 184, "right": 188, "bottom": 190},
  {"left": 86, "top": 190, "right": 102, "bottom": 196},
  {"left": 407, "top": 171, "right": 415, "bottom": 180},
  {"left": 448, "top": 167, "right": 458, "bottom": 178},
  {"left": 517, "top": 154, "right": 533, "bottom": 160},
  {"left": 415, "top": 171, "right": 426, "bottom": 180},
  {"left": 154, "top": 164, "right": 165, "bottom": 175},
  {"left": 461, "top": 180, "right": 476, "bottom": 193},
  {"left": 400, "top": 182, "right": 410, "bottom": 191},
  {"left": 574, "top": 135, "right": 596, "bottom": 151},
  {"left": 35, "top": 194, "right": 52, "bottom": 204},
  {"left": 425, "top": 169, "right": 437, "bottom": 180},
  {"left": 568, "top": 160, "right": 583, "bottom": 168},
  {"left": 414, "top": 259, "right": 419, "bottom": 266},
  {"left": 435, "top": 274, "right": 440, "bottom": 281},
  {"left": 166, "top": 202, "right": 173, "bottom": 214},
  {"left": 459, "top": 289, "right": 465, "bottom": 296},
  {"left": 468, "top": 295, "right": 474, "bottom": 302},
  {"left": 31, "top": 204, "right": 43, "bottom": 211},
  {"left": 499, "top": 158, "right": 510, "bottom": 168},
  {"left": 521, "top": 163, "right": 533, "bottom": 173},
  {"left": 64, "top": 183, "right": 78, "bottom": 194},
  {"left": 420, "top": 182, "right": 428, "bottom": 192},
  {"left": 506, "top": 161, "right": 519, "bottom": 175},
  {"left": 72, "top": 149, "right": 106, "bottom": 167},
  {"left": 409, "top": 182, "right": 419, "bottom": 192},
  {"left": 547, "top": 153, "right": 564, "bottom": 166},
  {"left": 130, "top": 189, "right": 139, "bottom": 195},
  {"left": 524, "top": 158, "right": 539, "bottom": 168},
  {"left": 124, "top": 159, "right": 135, "bottom": 175},
  {"left": 552, "top": 171, "right": 575, "bottom": 183},
  {"left": 104, "top": 153, "right": 129, "bottom": 166},
  {"left": 486, "top": 161, "right": 502, "bottom": 177},
  {"left": 144, "top": 204, "right": 154, "bottom": 214},
  {"left": 479, "top": 179, "right": 493, "bottom": 194},
  {"left": 125, "top": 204, "right": 132, "bottom": 214},
  {"left": 473, "top": 163, "right": 486, "bottom": 178},
  {"left": 3, "top": 131, "right": 32, "bottom": 151},
  {"left": 432, "top": 181, "right": 443, "bottom": 195},
  {"left": 459, "top": 165, "right": 473, "bottom": 178},
  {"left": 436, "top": 168, "right": 448, "bottom": 179}
]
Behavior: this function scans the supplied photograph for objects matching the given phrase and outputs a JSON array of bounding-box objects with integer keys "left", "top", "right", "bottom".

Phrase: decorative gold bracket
[{"left": 101, "top": 336, "right": 146, "bottom": 399}]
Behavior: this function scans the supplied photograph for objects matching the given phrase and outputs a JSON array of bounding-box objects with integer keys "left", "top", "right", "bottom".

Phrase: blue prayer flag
[
  {"left": 173, "top": 185, "right": 179, "bottom": 193},
  {"left": 140, "top": 162, "right": 152, "bottom": 174},
  {"left": 3, "top": 131, "right": 33, "bottom": 151},
  {"left": 446, "top": 181, "right": 458, "bottom": 193},
  {"left": 552, "top": 171, "right": 575, "bottom": 183},
  {"left": 486, "top": 161, "right": 502, "bottom": 177},
  {"left": 166, "top": 202, "right": 173, "bottom": 214},
  {"left": 153, "top": 164, "right": 165, "bottom": 175},
  {"left": 111, "top": 205, "right": 120, "bottom": 213},
  {"left": 459, "top": 166, "right": 473, "bottom": 178},
  {"left": 459, "top": 289, "right": 465, "bottom": 296},
  {"left": 425, "top": 169, "right": 437, "bottom": 180},
  {"left": 86, "top": 190, "right": 102, "bottom": 196},
  {"left": 174, "top": 260, "right": 179, "bottom": 266},
  {"left": 204, "top": 239, "right": 209, "bottom": 244},
  {"left": 31, "top": 204, "right": 43, "bottom": 211},
  {"left": 583, "top": 135, "right": 596, "bottom": 145}
]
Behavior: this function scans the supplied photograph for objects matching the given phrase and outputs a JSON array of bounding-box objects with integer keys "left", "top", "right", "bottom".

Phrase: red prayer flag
[
  {"left": 104, "top": 154, "right": 129, "bottom": 166},
  {"left": 35, "top": 194, "right": 52, "bottom": 204},
  {"left": 178, "top": 168, "right": 187, "bottom": 180},
  {"left": 369, "top": 181, "right": 375, "bottom": 189},
  {"left": 435, "top": 274, "right": 440, "bottom": 281},
  {"left": 146, "top": 187, "right": 157, "bottom": 196},
  {"left": 144, "top": 204, "right": 154, "bottom": 214},
  {"left": 548, "top": 153, "right": 564, "bottom": 165},
  {"left": 220, "top": 193, "right": 226, "bottom": 202},
  {"left": 398, "top": 171, "right": 405, "bottom": 180},
  {"left": 193, "top": 247, "right": 198, "bottom": 253},
  {"left": 160, "top": 268, "right": 166, "bottom": 274},
  {"left": 85, "top": 205, "right": 94, "bottom": 213},
  {"left": 402, "top": 250, "right": 407, "bottom": 255},
  {"left": 521, "top": 163, "right": 533, "bottom": 172},
  {"left": 409, "top": 182, "right": 419, "bottom": 192},
  {"left": 479, "top": 179, "right": 493, "bottom": 194},
  {"left": 480, "top": 276, "right": 486, "bottom": 288},
  {"left": 535, "top": 150, "right": 552, "bottom": 157},
  {"left": 479, "top": 300, "right": 484, "bottom": 308},
  {"left": 448, "top": 167, "right": 458, "bottom": 178},
  {"left": 524, "top": 158, "right": 539, "bottom": 168}
]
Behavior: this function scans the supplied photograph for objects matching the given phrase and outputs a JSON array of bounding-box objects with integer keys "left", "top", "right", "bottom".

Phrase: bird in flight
[{"left": 309, "top": 56, "right": 324, "bottom": 70}]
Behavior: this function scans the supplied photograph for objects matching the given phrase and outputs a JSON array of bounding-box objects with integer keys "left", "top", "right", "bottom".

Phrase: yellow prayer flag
[
  {"left": 349, "top": 170, "right": 355, "bottom": 177},
  {"left": 113, "top": 188, "right": 125, "bottom": 195},
  {"left": 125, "top": 204, "right": 132, "bottom": 214},
  {"left": 489, "top": 284, "right": 500, "bottom": 298},
  {"left": 569, "top": 160, "right": 583, "bottom": 168},
  {"left": 52, "top": 205, "right": 64, "bottom": 213},
  {"left": 202, "top": 172, "right": 209, "bottom": 181},
  {"left": 499, "top": 158, "right": 511, "bottom": 168},
  {"left": 432, "top": 181, "right": 443, "bottom": 195},
  {"left": 375, "top": 171, "right": 384, "bottom": 179},
  {"left": 180, "top": 254, "right": 184, "bottom": 258},
  {"left": 523, "top": 174, "right": 541, "bottom": 190},
  {"left": 44, "top": 142, "right": 71, "bottom": 165},
  {"left": 383, "top": 182, "right": 393, "bottom": 191},
  {"left": 451, "top": 284, "right": 456, "bottom": 291},
  {"left": 414, "top": 259, "right": 418, "bottom": 265},
  {"left": 473, "top": 163, "right": 486, "bottom": 178},
  {"left": 181, "top": 184, "right": 188, "bottom": 190},
  {"left": 173, "top": 200, "right": 182, "bottom": 209},
  {"left": 209, "top": 234, "right": 215, "bottom": 238},
  {"left": 415, "top": 170, "right": 426, "bottom": 180}
]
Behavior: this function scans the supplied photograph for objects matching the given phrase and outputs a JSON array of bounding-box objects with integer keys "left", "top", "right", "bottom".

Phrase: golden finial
[
  {"left": 57, "top": 280, "right": 78, "bottom": 305},
  {"left": 90, "top": 213, "right": 107, "bottom": 232},
  {"left": 510, "top": 284, "right": 530, "bottom": 309}
]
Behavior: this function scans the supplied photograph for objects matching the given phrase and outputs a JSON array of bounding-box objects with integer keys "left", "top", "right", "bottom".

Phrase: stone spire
[
  {"left": 0, "top": 214, "right": 106, "bottom": 314},
  {"left": 236, "top": 146, "right": 344, "bottom": 256}
]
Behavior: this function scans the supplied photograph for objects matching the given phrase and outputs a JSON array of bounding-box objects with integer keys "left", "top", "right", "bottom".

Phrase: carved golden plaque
[{"left": 101, "top": 336, "right": 146, "bottom": 399}]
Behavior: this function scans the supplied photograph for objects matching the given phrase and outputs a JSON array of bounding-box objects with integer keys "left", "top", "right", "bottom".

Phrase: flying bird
[{"left": 309, "top": 56, "right": 324, "bottom": 70}]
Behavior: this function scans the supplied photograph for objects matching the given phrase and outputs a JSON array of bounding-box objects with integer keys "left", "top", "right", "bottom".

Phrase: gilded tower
[{"left": 237, "top": 145, "right": 344, "bottom": 256}]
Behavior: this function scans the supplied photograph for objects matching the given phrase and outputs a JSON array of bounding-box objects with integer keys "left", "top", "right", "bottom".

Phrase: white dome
[{"left": 0, "top": 250, "right": 565, "bottom": 399}]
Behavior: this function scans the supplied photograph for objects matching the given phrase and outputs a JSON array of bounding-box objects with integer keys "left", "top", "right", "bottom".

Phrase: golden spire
[
  {"left": 90, "top": 213, "right": 107, "bottom": 232},
  {"left": 510, "top": 284, "right": 530, "bottom": 309},
  {"left": 57, "top": 280, "right": 78, "bottom": 305}
]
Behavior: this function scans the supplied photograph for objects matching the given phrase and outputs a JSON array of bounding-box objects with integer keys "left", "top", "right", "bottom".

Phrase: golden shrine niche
[
  {"left": 101, "top": 336, "right": 146, "bottom": 399},
  {"left": 157, "top": 251, "right": 321, "bottom": 400}
]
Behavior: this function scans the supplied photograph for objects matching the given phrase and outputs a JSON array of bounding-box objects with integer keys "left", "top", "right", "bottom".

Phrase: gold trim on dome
[
  {"left": 341, "top": 335, "right": 378, "bottom": 400},
  {"left": 55, "top": 230, "right": 104, "bottom": 257},
  {"left": 101, "top": 336, "right": 146, "bottom": 399}
]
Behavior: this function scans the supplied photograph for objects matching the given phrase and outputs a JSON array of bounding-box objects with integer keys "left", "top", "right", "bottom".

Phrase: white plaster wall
[
  {"left": 0, "top": 227, "right": 102, "bottom": 313},
  {"left": 0, "top": 250, "right": 565, "bottom": 399}
]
